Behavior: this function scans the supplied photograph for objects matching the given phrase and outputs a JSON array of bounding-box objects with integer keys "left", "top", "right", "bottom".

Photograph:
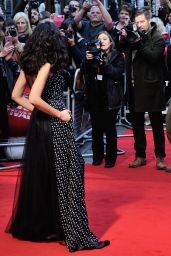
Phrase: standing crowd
[{"left": 1, "top": 0, "right": 171, "bottom": 253}]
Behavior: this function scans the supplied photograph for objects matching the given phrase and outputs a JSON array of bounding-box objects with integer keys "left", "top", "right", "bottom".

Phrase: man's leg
[
  {"left": 129, "top": 112, "right": 147, "bottom": 167},
  {"left": 149, "top": 112, "right": 166, "bottom": 170}
]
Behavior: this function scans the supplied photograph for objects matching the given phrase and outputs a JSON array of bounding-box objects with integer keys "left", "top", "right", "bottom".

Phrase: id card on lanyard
[{"left": 96, "top": 74, "right": 103, "bottom": 80}]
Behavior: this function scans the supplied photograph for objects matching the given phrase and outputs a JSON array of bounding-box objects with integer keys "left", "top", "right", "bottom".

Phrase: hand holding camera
[
  {"left": 119, "top": 22, "right": 143, "bottom": 44},
  {"left": 82, "top": 0, "right": 91, "bottom": 11},
  {"left": 85, "top": 39, "right": 107, "bottom": 68},
  {"left": 86, "top": 51, "right": 94, "bottom": 60}
]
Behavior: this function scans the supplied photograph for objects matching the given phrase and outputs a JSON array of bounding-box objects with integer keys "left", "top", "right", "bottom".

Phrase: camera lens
[{"left": 8, "top": 27, "right": 17, "bottom": 37}]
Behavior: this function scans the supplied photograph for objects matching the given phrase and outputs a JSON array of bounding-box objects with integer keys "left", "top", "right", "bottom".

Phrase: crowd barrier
[{"left": 1, "top": 70, "right": 170, "bottom": 170}]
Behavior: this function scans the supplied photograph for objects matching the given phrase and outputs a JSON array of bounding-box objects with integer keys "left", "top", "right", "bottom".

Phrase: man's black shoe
[
  {"left": 165, "top": 166, "right": 171, "bottom": 172},
  {"left": 92, "top": 159, "right": 103, "bottom": 166},
  {"left": 105, "top": 161, "right": 115, "bottom": 168}
]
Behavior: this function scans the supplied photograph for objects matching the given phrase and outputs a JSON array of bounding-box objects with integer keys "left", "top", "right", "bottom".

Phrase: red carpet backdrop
[{"left": 1, "top": 131, "right": 171, "bottom": 256}]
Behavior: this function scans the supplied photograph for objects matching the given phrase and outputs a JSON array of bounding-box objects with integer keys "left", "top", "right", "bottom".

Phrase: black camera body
[
  {"left": 68, "top": 5, "right": 77, "bottom": 13},
  {"left": 86, "top": 39, "right": 107, "bottom": 67},
  {"left": 64, "top": 30, "right": 74, "bottom": 39},
  {"left": 8, "top": 59, "right": 20, "bottom": 78},
  {"left": 124, "top": 22, "right": 144, "bottom": 44},
  {"left": 8, "top": 27, "right": 17, "bottom": 37}
]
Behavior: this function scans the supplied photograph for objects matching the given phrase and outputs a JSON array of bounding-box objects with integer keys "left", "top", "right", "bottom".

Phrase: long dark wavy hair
[{"left": 20, "top": 21, "right": 68, "bottom": 76}]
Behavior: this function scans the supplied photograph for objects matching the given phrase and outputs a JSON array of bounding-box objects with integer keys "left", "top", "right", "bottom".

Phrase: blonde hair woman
[{"left": 13, "top": 12, "right": 32, "bottom": 43}]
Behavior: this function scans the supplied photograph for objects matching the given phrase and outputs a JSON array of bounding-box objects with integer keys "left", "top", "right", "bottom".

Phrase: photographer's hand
[
  {"left": 60, "top": 29, "right": 66, "bottom": 37},
  {"left": 68, "top": 36, "right": 75, "bottom": 46},
  {"left": 92, "top": 0, "right": 102, "bottom": 6},
  {"left": 123, "top": 17, "right": 130, "bottom": 27},
  {"left": 120, "top": 29, "right": 128, "bottom": 38},
  {"left": 82, "top": 0, "right": 91, "bottom": 10},
  {"left": 13, "top": 36, "right": 25, "bottom": 53},
  {"left": 0, "top": 43, "right": 14, "bottom": 58},
  {"left": 3, "top": 42, "right": 15, "bottom": 60},
  {"left": 86, "top": 51, "right": 93, "bottom": 60}
]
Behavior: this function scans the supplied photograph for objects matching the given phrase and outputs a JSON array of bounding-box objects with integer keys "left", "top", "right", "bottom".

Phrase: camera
[
  {"left": 29, "top": 0, "right": 39, "bottom": 9},
  {"left": 8, "top": 59, "right": 20, "bottom": 77},
  {"left": 123, "top": 22, "right": 144, "bottom": 44},
  {"left": 8, "top": 27, "right": 17, "bottom": 37},
  {"left": 63, "top": 30, "right": 74, "bottom": 39},
  {"left": 68, "top": 5, "right": 77, "bottom": 13},
  {"left": 86, "top": 39, "right": 107, "bottom": 67}
]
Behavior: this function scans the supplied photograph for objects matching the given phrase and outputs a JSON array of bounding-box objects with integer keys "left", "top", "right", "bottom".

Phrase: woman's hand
[
  {"left": 86, "top": 51, "right": 93, "bottom": 60},
  {"left": 59, "top": 109, "right": 71, "bottom": 122},
  {"left": 2, "top": 42, "right": 15, "bottom": 58},
  {"left": 68, "top": 35, "right": 75, "bottom": 46}
]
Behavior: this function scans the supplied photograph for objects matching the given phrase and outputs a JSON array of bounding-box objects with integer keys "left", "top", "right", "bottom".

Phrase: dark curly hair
[{"left": 20, "top": 21, "right": 69, "bottom": 76}]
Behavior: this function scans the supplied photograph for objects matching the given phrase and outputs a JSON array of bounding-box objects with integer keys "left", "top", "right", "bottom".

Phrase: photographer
[
  {"left": 0, "top": 15, "right": 9, "bottom": 141},
  {"left": 25, "top": 1, "right": 40, "bottom": 30},
  {"left": 60, "top": 19, "right": 87, "bottom": 67},
  {"left": 1, "top": 19, "right": 24, "bottom": 95},
  {"left": 74, "top": 0, "right": 113, "bottom": 41},
  {"left": 111, "top": 4, "right": 132, "bottom": 49},
  {"left": 13, "top": 12, "right": 32, "bottom": 43},
  {"left": 81, "top": 31, "right": 125, "bottom": 168},
  {"left": 119, "top": 7, "right": 167, "bottom": 170},
  {"left": 64, "top": 0, "right": 81, "bottom": 23}
]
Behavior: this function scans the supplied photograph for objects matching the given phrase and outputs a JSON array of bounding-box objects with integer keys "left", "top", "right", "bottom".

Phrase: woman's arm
[
  {"left": 29, "top": 63, "right": 71, "bottom": 122},
  {"left": 12, "top": 70, "right": 34, "bottom": 111}
]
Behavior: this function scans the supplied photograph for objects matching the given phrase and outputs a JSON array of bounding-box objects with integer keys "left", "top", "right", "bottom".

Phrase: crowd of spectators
[{"left": 0, "top": 0, "right": 171, "bottom": 168}]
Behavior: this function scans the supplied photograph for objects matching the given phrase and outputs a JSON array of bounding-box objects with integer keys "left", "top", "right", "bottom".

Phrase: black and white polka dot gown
[
  {"left": 6, "top": 72, "right": 100, "bottom": 250},
  {"left": 6, "top": 72, "right": 100, "bottom": 251},
  {"left": 45, "top": 73, "right": 100, "bottom": 250}
]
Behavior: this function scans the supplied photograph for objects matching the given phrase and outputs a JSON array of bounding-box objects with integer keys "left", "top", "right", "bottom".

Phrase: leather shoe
[
  {"left": 156, "top": 157, "right": 166, "bottom": 170},
  {"left": 105, "top": 161, "right": 115, "bottom": 168},
  {"left": 69, "top": 240, "right": 110, "bottom": 252},
  {"left": 92, "top": 159, "right": 103, "bottom": 166},
  {"left": 129, "top": 157, "right": 146, "bottom": 168},
  {"left": 165, "top": 166, "right": 171, "bottom": 172}
]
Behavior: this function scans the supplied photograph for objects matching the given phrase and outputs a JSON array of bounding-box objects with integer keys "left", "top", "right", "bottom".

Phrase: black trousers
[
  {"left": 131, "top": 112, "right": 166, "bottom": 159},
  {"left": 90, "top": 108, "right": 119, "bottom": 163}
]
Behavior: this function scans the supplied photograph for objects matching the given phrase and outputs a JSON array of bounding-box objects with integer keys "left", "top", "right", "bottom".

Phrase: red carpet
[{"left": 1, "top": 131, "right": 171, "bottom": 256}]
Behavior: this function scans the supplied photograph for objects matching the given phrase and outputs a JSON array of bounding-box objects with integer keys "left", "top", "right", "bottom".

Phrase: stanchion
[{"left": 0, "top": 139, "right": 24, "bottom": 171}]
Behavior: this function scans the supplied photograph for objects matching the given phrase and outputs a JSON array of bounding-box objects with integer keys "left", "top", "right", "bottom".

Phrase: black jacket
[
  {"left": 81, "top": 49, "right": 125, "bottom": 111},
  {"left": 119, "top": 22, "right": 166, "bottom": 112}
]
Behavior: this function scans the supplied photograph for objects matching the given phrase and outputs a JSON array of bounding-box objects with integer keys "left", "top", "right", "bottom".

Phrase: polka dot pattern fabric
[{"left": 43, "top": 73, "right": 99, "bottom": 251}]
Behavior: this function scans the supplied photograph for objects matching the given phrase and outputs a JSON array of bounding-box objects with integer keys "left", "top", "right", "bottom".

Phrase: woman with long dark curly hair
[{"left": 5, "top": 22, "right": 110, "bottom": 252}]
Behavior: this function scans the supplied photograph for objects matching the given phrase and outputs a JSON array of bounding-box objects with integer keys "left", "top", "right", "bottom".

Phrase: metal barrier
[
  {"left": 71, "top": 68, "right": 92, "bottom": 141},
  {"left": 0, "top": 88, "right": 71, "bottom": 171},
  {"left": 6, "top": 69, "right": 166, "bottom": 169},
  {"left": 0, "top": 69, "right": 131, "bottom": 169}
]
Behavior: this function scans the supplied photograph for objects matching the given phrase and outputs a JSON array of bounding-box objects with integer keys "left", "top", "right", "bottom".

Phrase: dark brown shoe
[
  {"left": 165, "top": 166, "right": 171, "bottom": 172},
  {"left": 129, "top": 157, "right": 146, "bottom": 168},
  {"left": 156, "top": 157, "right": 166, "bottom": 170}
]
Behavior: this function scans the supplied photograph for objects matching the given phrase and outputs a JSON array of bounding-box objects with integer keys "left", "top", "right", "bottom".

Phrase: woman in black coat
[{"left": 82, "top": 31, "right": 125, "bottom": 168}]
